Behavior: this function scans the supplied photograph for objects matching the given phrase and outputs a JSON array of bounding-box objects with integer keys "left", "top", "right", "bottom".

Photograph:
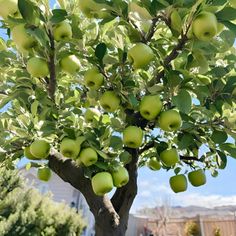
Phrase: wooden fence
[{"left": 126, "top": 214, "right": 236, "bottom": 236}]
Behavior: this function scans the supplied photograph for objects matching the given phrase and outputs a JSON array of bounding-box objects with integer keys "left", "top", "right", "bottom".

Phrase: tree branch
[
  {"left": 48, "top": 150, "right": 120, "bottom": 228},
  {"left": 111, "top": 148, "right": 138, "bottom": 217},
  {"left": 145, "top": 15, "right": 166, "bottom": 42},
  {"left": 139, "top": 140, "right": 156, "bottom": 154},
  {"left": 148, "top": 34, "right": 188, "bottom": 86},
  {"left": 47, "top": 30, "right": 56, "bottom": 101}
]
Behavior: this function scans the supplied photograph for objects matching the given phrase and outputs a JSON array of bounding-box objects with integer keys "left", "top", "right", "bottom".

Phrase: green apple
[
  {"left": 60, "top": 138, "right": 80, "bottom": 159},
  {"left": 140, "top": 95, "right": 163, "bottom": 121},
  {"left": 128, "top": 43, "right": 154, "bottom": 69},
  {"left": 192, "top": 11, "right": 218, "bottom": 41},
  {"left": 30, "top": 140, "right": 50, "bottom": 159},
  {"left": 79, "top": 147, "right": 98, "bottom": 167},
  {"left": 24, "top": 146, "right": 38, "bottom": 160},
  {"left": 0, "top": 0, "right": 18, "bottom": 19},
  {"left": 147, "top": 157, "right": 161, "bottom": 171},
  {"left": 37, "top": 167, "right": 51, "bottom": 182},
  {"left": 100, "top": 91, "right": 120, "bottom": 112},
  {"left": 85, "top": 108, "right": 101, "bottom": 123},
  {"left": 84, "top": 67, "right": 104, "bottom": 90},
  {"left": 91, "top": 172, "right": 114, "bottom": 196},
  {"left": 111, "top": 166, "right": 129, "bottom": 188},
  {"left": 53, "top": 21, "right": 72, "bottom": 41},
  {"left": 60, "top": 55, "right": 80, "bottom": 74},
  {"left": 188, "top": 169, "right": 206, "bottom": 187},
  {"left": 160, "top": 148, "right": 179, "bottom": 167},
  {"left": 78, "top": 0, "right": 110, "bottom": 19},
  {"left": 169, "top": 174, "right": 188, "bottom": 193},
  {"left": 11, "top": 24, "right": 37, "bottom": 50},
  {"left": 27, "top": 57, "right": 49, "bottom": 78},
  {"left": 123, "top": 126, "right": 143, "bottom": 149},
  {"left": 158, "top": 110, "right": 182, "bottom": 132}
]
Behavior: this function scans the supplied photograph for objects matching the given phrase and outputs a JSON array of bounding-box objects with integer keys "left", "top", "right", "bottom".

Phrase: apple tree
[{"left": 0, "top": 0, "right": 236, "bottom": 235}]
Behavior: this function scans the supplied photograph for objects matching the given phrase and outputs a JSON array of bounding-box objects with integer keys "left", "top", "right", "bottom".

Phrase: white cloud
[
  {"left": 174, "top": 193, "right": 236, "bottom": 208},
  {"left": 134, "top": 181, "right": 236, "bottom": 212}
]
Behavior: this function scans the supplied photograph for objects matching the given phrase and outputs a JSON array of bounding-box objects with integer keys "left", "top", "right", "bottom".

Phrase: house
[{"left": 19, "top": 167, "right": 95, "bottom": 236}]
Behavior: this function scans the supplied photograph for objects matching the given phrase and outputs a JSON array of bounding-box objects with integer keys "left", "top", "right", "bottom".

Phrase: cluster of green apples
[
  {"left": 91, "top": 166, "right": 129, "bottom": 196},
  {"left": 60, "top": 137, "right": 130, "bottom": 196},
  {"left": 0, "top": 1, "right": 80, "bottom": 77},
  {"left": 140, "top": 94, "right": 182, "bottom": 132},
  {"left": 24, "top": 139, "right": 52, "bottom": 182},
  {"left": 169, "top": 169, "right": 207, "bottom": 193},
  {"left": 147, "top": 148, "right": 180, "bottom": 171}
]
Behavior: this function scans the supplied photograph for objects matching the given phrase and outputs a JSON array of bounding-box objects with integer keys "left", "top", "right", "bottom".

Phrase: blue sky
[{"left": 1, "top": 1, "right": 236, "bottom": 213}]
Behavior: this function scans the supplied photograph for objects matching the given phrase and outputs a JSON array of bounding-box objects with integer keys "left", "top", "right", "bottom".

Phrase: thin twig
[{"left": 47, "top": 30, "right": 56, "bottom": 101}]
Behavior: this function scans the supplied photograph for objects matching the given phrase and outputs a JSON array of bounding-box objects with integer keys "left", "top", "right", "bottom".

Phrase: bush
[
  {"left": 0, "top": 166, "right": 86, "bottom": 236},
  {"left": 184, "top": 220, "right": 201, "bottom": 236}
]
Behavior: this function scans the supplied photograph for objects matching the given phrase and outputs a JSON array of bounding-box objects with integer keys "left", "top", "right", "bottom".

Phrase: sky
[{"left": 1, "top": 1, "right": 236, "bottom": 213}]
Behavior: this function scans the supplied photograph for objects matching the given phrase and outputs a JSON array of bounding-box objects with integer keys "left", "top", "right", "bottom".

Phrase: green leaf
[
  {"left": 177, "top": 133, "right": 194, "bottom": 149},
  {"left": 211, "top": 130, "right": 228, "bottom": 144},
  {"left": 96, "top": 150, "right": 109, "bottom": 159},
  {"left": 174, "top": 167, "right": 181, "bottom": 175},
  {"left": 31, "top": 100, "right": 39, "bottom": 117},
  {"left": 221, "top": 21, "right": 236, "bottom": 36},
  {"left": 219, "top": 143, "right": 236, "bottom": 158},
  {"left": 109, "top": 136, "right": 123, "bottom": 150},
  {"left": 94, "top": 161, "right": 109, "bottom": 170},
  {"left": 216, "top": 7, "right": 236, "bottom": 21},
  {"left": 95, "top": 43, "right": 107, "bottom": 63},
  {"left": 216, "top": 150, "right": 227, "bottom": 169},
  {"left": 211, "top": 0, "right": 228, "bottom": 5},
  {"left": 119, "top": 151, "right": 132, "bottom": 164},
  {"left": 50, "top": 9, "right": 67, "bottom": 23},
  {"left": 173, "top": 90, "right": 192, "bottom": 114},
  {"left": 18, "top": 0, "right": 39, "bottom": 24}
]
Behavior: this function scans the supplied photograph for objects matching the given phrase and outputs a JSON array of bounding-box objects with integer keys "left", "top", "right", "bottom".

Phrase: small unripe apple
[
  {"left": 123, "top": 126, "right": 143, "bottom": 149},
  {"left": 160, "top": 148, "right": 179, "bottom": 167},
  {"left": 84, "top": 67, "right": 104, "bottom": 90},
  {"left": 85, "top": 108, "right": 101, "bottom": 123},
  {"left": 111, "top": 166, "right": 129, "bottom": 188},
  {"left": 100, "top": 91, "right": 120, "bottom": 112},
  {"left": 158, "top": 110, "right": 182, "bottom": 132},
  {"left": 188, "top": 169, "right": 206, "bottom": 187},
  {"left": 140, "top": 95, "right": 163, "bottom": 121},
  {"left": 91, "top": 172, "right": 114, "bottom": 196},
  {"left": 169, "top": 174, "right": 188, "bottom": 193},
  {"left": 60, "top": 138, "right": 80, "bottom": 159},
  {"left": 37, "top": 167, "right": 51, "bottom": 182},
  {"left": 128, "top": 43, "right": 154, "bottom": 69},
  {"left": 11, "top": 24, "right": 37, "bottom": 50},
  {"left": 0, "top": 0, "right": 18, "bottom": 19},
  {"left": 79, "top": 147, "right": 98, "bottom": 167},
  {"left": 192, "top": 11, "right": 218, "bottom": 41},
  {"left": 53, "top": 21, "right": 72, "bottom": 41},
  {"left": 147, "top": 157, "right": 161, "bottom": 171},
  {"left": 30, "top": 140, "right": 50, "bottom": 159},
  {"left": 27, "top": 57, "right": 49, "bottom": 78},
  {"left": 24, "top": 146, "right": 38, "bottom": 160},
  {"left": 60, "top": 55, "right": 80, "bottom": 74}
]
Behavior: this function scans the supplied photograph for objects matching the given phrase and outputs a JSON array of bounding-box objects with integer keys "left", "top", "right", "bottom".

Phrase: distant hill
[{"left": 136, "top": 205, "right": 236, "bottom": 219}]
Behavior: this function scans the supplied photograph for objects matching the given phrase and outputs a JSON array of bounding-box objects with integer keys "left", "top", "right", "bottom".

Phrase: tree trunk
[
  {"left": 95, "top": 215, "right": 128, "bottom": 236},
  {"left": 48, "top": 148, "right": 139, "bottom": 236}
]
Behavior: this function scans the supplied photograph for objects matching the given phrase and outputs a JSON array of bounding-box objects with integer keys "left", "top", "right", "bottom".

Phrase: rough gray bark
[{"left": 48, "top": 148, "right": 138, "bottom": 236}]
